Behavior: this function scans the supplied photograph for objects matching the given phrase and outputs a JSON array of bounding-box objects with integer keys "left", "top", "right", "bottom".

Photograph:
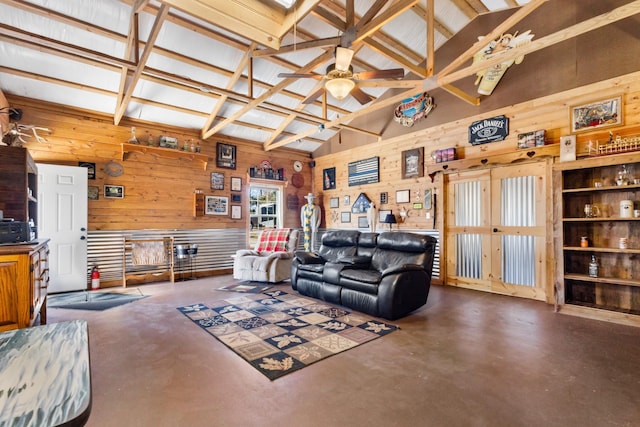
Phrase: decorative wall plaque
[{"left": 468, "top": 115, "right": 509, "bottom": 145}]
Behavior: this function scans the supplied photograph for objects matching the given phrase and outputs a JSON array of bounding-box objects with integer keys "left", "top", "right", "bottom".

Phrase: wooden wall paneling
[{"left": 6, "top": 95, "right": 313, "bottom": 232}]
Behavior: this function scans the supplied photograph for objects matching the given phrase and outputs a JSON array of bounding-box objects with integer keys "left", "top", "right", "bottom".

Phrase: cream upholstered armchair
[{"left": 233, "top": 228, "right": 300, "bottom": 283}]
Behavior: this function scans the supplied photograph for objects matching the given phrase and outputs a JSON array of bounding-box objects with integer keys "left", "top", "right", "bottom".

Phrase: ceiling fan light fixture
[{"left": 325, "top": 78, "right": 355, "bottom": 100}]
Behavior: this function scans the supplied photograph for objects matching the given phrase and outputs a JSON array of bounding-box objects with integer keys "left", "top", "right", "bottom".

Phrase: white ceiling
[{"left": 0, "top": 0, "right": 533, "bottom": 152}]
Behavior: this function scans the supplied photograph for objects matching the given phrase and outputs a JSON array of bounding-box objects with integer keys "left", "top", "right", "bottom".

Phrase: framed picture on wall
[
  {"left": 378, "top": 209, "right": 391, "bottom": 223},
  {"left": 329, "top": 197, "right": 339, "bottom": 208},
  {"left": 104, "top": 185, "right": 124, "bottom": 199},
  {"left": 323, "top": 167, "right": 336, "bottom": 190},
  {"left": 401, "top": 148, "right": 424, "bottom": 179},
  {"left": 231, "top": 205, "right": 242, "bottom": 219},
  {"left": 231, "top": 176, "right": 242, "bottom": 191},
  {"left": 341, "top": 212, "right": 351, "bottom": 223},
  {"left": 358, "top": 216, "right": 368, "bottom": 228},
  {"left": 231, "top": 193, "right": 241, "bottom": 203},
  {"left": 216, "top": 142, "right": 237, "bottom": 169},
  {"left": 211, "top": 172, "right": 224, "bottom": 190},
  {"left": 396, "top": 189, "right": 410, "bottom": 203},
  {"left": 205, "top": 196, "right": 228, "bottom": 215},
  {"left": 570, "top": 95, "right": 623, "bottom": 133},
  {"left": 88, "top": 186, "right": 99, "bottom": 200}
]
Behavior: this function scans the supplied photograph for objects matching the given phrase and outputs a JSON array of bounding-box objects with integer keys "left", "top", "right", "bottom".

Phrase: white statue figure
[
  {"left": 367, "top": 202, "right": 377, "bottom": 233},
  {"left": 301, "top": 193, "right": 321, "bottom": 251}
]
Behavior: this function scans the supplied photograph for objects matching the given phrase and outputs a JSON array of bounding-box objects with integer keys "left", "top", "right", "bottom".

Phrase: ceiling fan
[{"left": 278, "top": 47, "right": 405, "bottom": 105}]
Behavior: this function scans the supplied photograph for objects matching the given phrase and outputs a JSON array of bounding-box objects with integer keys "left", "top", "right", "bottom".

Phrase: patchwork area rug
[
  {"left": 217, "top": 283, "right": 272, "bottom": 294},
  {"left": 177, "top": 290, "right": 398, "bottom": 380},
  {"left": 48, "top": 288, "right": 147, "bottom": 311}
]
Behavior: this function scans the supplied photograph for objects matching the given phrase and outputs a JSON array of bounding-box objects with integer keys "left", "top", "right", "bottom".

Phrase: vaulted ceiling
[{"left": 1, "top": 0, "right": 635, "bottom": 153}]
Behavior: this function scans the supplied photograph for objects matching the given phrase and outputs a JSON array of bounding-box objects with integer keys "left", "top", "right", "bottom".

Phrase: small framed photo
[
  {"left": 104, "top": 185, "right": 124, "bottom": 199},
  {"left": 231, "top": 193, "right": 241, "bottom": 203},
  {"left": 88, "top": 186, "right": 99, "bottom": 200},
  {"left": 396, "top": 189, "right": 410, "bottom": 203},
  {"left": 79, "top": 162, "right": 96, "bottom": 180},
  {"left": 570, "top": 95, "right": 623, "bottom": 133},
  {"left": 358, "top": 216, "right": 368, "bottom": 228},
  {"left": 341, "top": 212, "right": 351, "bottom": 223},
  {"left": 380, "top": 192, "right": 388, "bottom": 204},
  {"left": 379, "top": 209, "right": 391, "bottom": 223},
  {"left": 211, "top": 172, "right": 224, "bottom": 190},
  {"left": 205, "top": 196, "right": 228, "bottom": 215},
  {"left": 413, "top": 202, "right": 423, "bottom": 209},
  {"left": 231, "top": 205, "right": 242, "bottom": 219},
  {"left": 402, "top": 148, "right": 424, "bottom": 179},
  {"left": 329, "top": 197, "right": 339, "bottom": 208},
  {"left": 231, "top": 176, "right": 242, "bottom": 192},
  {"left": 216, "top": 142, "right": 237, "bottom": 169},
  {"left": 323, "top": 167, "right": 336, "bottom": 190}
]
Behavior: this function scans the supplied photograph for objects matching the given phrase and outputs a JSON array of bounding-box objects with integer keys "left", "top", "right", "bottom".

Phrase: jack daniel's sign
[{"left": 468, "top": 115, "right": 509, "bottom": 145}]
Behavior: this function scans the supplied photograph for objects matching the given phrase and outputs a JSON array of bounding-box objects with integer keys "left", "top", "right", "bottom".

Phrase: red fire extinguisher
[{"left": 91, "top": 266, "right": 100, "bottom": 290}]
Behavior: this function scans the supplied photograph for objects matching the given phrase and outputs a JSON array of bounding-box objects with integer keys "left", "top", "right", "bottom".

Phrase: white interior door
[{"left": 37, "top": 164, "right": 88, "bottom": 293}]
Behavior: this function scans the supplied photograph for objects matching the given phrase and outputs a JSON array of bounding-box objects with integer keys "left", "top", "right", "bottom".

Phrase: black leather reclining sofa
[{"left": 290, "top": 230, "right": 437, "bottom": 320}]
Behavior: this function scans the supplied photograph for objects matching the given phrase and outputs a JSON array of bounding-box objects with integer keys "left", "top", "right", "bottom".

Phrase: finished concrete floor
[{"left": 47, "top": 276, "right": 640, "bottom": 427}]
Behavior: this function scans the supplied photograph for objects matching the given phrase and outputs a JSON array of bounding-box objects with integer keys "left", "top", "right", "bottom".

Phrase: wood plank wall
[
  {"left": 311, "top": 71, "right": 640, "bottom": 234},
  {"left": 5, "top": 96, "right": 313, "bottom": 232}
]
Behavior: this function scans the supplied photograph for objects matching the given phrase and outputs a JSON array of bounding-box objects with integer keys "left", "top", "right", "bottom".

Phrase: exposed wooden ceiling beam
[
  {"left": 269, "top": 0, "right": 640, "bottom": 150},
  {"left": 438, "top": 0, "right": 548, "bottom": 78},
  {"left": 114, "top": 4, "right": 169, "bottom": 125}
]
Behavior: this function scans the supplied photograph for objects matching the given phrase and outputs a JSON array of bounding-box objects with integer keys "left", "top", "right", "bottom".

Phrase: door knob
[
  {"left": 80, "top": 236, "right": 86, "bottom": 240},
  {"left": 80, "top": 227, "right": 86, "bottom": 231},
  {"left": 493, "top": 228, "right": 499, "bottom": 232}
]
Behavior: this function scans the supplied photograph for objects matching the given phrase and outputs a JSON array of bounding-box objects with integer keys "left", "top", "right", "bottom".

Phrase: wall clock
[
  {"left": 293, "top": 160, "right": 303, "bottom": 172},
  {"left": 104, "top": 161, "right": 123, "bottom": 177}
]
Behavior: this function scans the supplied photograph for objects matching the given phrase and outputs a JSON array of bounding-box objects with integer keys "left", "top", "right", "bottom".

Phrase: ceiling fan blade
[
  {"left": 350, "top": 85, "right": 373, "bottom": 105},
  {"left": 353, "top": 68, "right": 405, "bottom": 80},
  {"left": 335, "top": 47, "right": 354, "bottom": 71},
  {"left": 302, "top": 86, "right": 326, "bottom": 104},
  {"left": 277, "top": 73, "right": 323, "bottom": 79}
]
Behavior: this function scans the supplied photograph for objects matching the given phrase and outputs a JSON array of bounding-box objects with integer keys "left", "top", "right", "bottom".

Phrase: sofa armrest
[
  {"left": 236, "top": 249, "right": 259, "bottom": 257},
  {"left": 380, "top": 263, "right": 424, "bottom": 277},
  {"left": 294, "top": 251, "right": 325, "bottom": 264},
  {"left": 262, "top": 251, "right": 293, "bottom": 260}
]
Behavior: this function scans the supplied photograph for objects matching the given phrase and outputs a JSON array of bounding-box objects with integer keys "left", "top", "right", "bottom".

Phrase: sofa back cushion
[
  {"left": 255, "top": 228, "right": 292, "bottom": 252},
  {"left": 318, "top": 230, "right": 360, "bottom": 262},
  {"left": 357, "top": 232, "right": 378, "bottom": 258},
  {"left": 371, "top": 232, "right": 437, "bottom": 273}
]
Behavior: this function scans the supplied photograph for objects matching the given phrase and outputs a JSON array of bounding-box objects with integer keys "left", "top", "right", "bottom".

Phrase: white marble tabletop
[{"left": 0, "top": 320, "right": 91, "bottom": 427}]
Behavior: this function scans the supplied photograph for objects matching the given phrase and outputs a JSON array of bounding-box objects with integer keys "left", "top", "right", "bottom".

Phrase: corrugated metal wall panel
[{"left": 87, "top": 228, "right": 248, "bottom": 282}]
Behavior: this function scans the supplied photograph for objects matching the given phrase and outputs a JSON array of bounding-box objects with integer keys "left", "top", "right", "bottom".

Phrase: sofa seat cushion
[
  {"left": 340, "top": 268, "right": 381, "bottom": 284},
  {"left": 339, "top": 276, "right": 380, "bottom": 295}
]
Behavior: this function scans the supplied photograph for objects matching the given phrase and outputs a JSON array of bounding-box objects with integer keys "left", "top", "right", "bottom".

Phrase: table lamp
[{"left": 383, "top": 213, "right": 397, "bottom": 231}]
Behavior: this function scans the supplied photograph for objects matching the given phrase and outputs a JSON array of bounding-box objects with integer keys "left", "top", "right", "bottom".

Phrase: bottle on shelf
[
  {"left": 147, "top": 133, "right": 154, "bottom": 146},
  {"left": 195, "top": 142, "right": 201, "bottom": 153},
  {"left": 128, "top": 126, "right": 139, "bottom": 144},
  {"left": 588, "top": 255, "right": 599, "bottom": 278}
]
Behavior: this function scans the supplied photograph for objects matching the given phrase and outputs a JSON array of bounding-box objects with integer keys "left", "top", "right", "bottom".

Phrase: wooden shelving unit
[
  {"left": 121, "top": 143, "right": 209, "bottom": 170},
  {"left": 553, "top": 151, "right": 640, "bottom": 326}
]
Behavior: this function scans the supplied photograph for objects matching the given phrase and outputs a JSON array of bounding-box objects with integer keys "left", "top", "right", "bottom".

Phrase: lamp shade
[
  {"left": 325, "top": 78, "right": 355, "bottom": 100},
  {"left": 383, "top": 214, "right": 397, "bottom": 224}
]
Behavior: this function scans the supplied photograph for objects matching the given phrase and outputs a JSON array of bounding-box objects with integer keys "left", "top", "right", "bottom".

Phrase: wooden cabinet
[
  {"left": 554, "top": 152, "right": 640, "bottom": 325},
  {"left": 0, "top": 240, "right": 49, "bottom": 331},
  {"left": 0, "top": 147, "right": 38, "bottom": 237}
]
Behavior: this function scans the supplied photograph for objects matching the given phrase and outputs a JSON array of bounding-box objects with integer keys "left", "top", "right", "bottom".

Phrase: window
[{"left": 248, "top": 185, "right": 283, "bottom": 246}]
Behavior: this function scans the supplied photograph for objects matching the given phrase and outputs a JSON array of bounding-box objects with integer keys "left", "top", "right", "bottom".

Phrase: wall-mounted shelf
[
  {"left": 246, "top": 175, "right": 288, "bottom": 187},
  {"left": 121, "top": 143, "right": 208, "bottom": 170},
  {"left": 426, "top": 144, "right": 559, "bottom": 177}
]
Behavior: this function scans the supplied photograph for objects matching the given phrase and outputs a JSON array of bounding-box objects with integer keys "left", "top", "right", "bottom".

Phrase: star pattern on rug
[{"left": 177, "top": 290, "right": 398, "bottom": 380}]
